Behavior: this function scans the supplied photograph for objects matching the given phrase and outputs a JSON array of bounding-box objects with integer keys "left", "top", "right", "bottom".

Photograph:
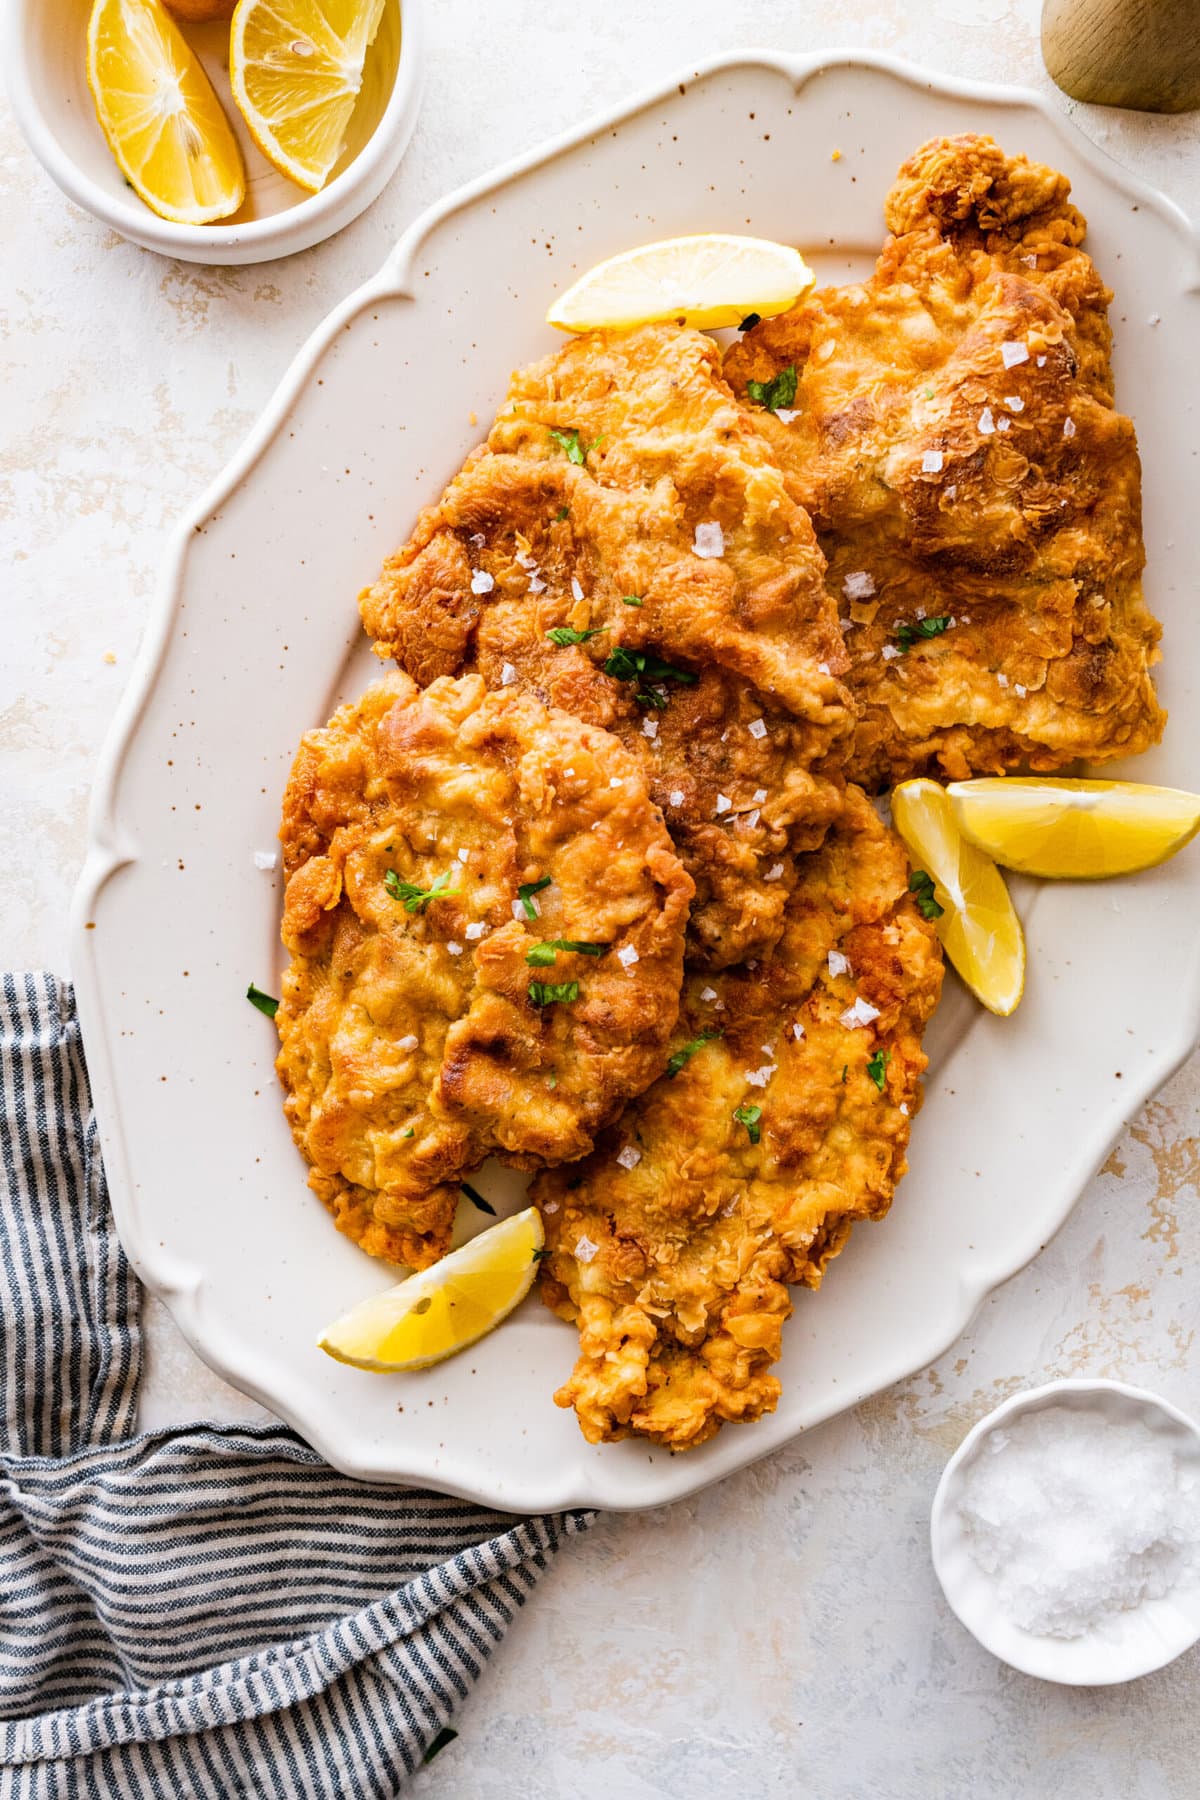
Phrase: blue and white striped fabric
[{"left": 0, "top": 974, "right": 591, "bottom": 1798}]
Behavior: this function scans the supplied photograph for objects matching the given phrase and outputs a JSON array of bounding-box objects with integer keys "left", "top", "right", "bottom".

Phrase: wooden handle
[{"left": 1042, "top": 0, "right": 1200, "bottom": 112}]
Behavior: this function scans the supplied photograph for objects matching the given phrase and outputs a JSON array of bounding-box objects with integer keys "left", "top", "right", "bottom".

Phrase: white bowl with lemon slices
[{"left": 4, "top": 0, "right": 423, "bottom": 264}]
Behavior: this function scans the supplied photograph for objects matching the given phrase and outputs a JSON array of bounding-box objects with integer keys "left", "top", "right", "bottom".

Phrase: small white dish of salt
[{"left": 931, "top": 1379, "right": 1200, "bottom": 1684}]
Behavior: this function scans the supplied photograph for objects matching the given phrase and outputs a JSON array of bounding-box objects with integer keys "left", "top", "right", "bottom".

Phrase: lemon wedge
[
  {"left": 318, "top": 1207, "right": 545, "bottom": 1372},
  {"left": 892, "top": 778, "right": 1026, "bottom": 1017},
  {"left": 229, "top": 0, "right": 386, "bottom": 193},
  {"left": 949, "top": 778, "right": 1200, "bottom": 879},
  {"left": 86, "top": 0, "right": 246, "bottom": 225},
  {"left": 546, "top": 234, "right": 815, "bottom": 333}
]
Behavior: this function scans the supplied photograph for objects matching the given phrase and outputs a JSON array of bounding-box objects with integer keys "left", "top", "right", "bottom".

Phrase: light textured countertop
[{"left": 3, "top": 1, "right": 1199, "bottom": 1794}]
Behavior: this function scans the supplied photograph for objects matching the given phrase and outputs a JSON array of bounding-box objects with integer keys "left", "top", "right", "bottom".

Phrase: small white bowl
[
  {"left": 2, "top": 0, "right": 424, "bottom": 265},
  {"left": 931, "top": 1378, "right": 1200, "bottom": 1685}
]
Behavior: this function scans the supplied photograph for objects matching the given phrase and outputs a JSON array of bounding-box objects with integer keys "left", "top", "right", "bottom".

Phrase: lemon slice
[
  {"left": 318, "top": 1207, "right": 545, "bottom": 1372},
  {"left": 230, "top": 0, "right": 386, "bottom": 193},
  {"left": 892, "top": 778, "right": 1026, "bottom": 1017},
  {"left": 86, "top": 0, "right": 246, "bottom": 225},
  {"left": 546, "top": 235, "right": 815, "bottom": 333},
  {"left": 948, "top": 778, "right": 1200, "bottom": 879}
]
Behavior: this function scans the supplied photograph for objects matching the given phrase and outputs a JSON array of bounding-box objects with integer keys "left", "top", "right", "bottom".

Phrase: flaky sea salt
[
  {"left": 714, "top": 794, "right": 731, "bottom": 816},
  {"left": 470, "top": 569, "right": 495, "bottom": 594},
  {"left": 464, "top": 922, "right": 486, "bottom": 941},
  {"left": 500, "top": 662, "right": 518, "bottom": 686},
  {"left": 748, "top": 718, "right": 767, "bottom": 739},
  {"left": 574, "top": 1235, "right": 599, "bottom": 1264},
  {"left": 397, "top": 1035, "right": 419, "bottom": 1052},
  {"left": 617, "top": 944, "right": 639, "bottom": 970},
  {"left": 827, "top": 949, "right": 851, "bottom": 978},
  {"left": 642, "top": 718, "right": 658, "bottom": 739},
  {"left": 843, "top": 570, "right": 876, "bottom": 601},
  {"left": 978, "top": 408, "right": 996, "bottom": 435},
  {"left": 693, "top": 521, "right": 725, "bottom": 558},
  {"left": 839, "top": 997, "right": 880, "bottom": 1028},
  {"left": 958, "top": 1405, "right": 1200, "bottom": 1639},
  {"left": 571, "top": 576, "right": 584, "bottom": 602},
  {"left": 668, "top": 789, "right": 685, "bottom": 807},
  {"left": 615, "top": 1145, "right": 642, "bottom": 1170},
  {"left": 921, "top": 449, "right": 944, "bottom": 474},
  {"left": 1001, "top": 341, "right": 1030, "bottom": 368},
  {"left": 1063, "top": 417, "right": 1077, "bottom": 439},
  {"left": 764, "top": 862, "right": 784, "bottom": 882},
  {"left": 253, "top": 849, "right": 278, "bottom": 871},
  {"left": 446, "top": 941, "right": 463, "bottom": 956}
]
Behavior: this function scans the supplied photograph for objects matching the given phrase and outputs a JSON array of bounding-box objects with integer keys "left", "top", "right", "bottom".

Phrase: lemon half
[
  {"left": 87, "top": 0, "right": 246, "bottom": 225},
  {"left": 318, "top": 1207, "right": 545, "bottom": 1372},
  {"left": 547, "top": 234, "right": 814, "bottom": 333},
  {"left": 949, "top": 778, "right": 1200, "bottom": 879},
  {"left": 230, "top": 0, "right": 386, "bottom": 193},
  {"left": 892, "top": 779, "right": 1026, "bottom": 1017}
]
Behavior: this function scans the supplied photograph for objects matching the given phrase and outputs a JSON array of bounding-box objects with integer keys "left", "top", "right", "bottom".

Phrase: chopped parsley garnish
[
  {"left": 546, "top": 625, "right": 606, "bottom": 647},
  {"left": 746, "top": 364, "right": 797, "bottom": 414},
  {"left": 549, "top": 428, "right": 604, "bottom": 465},
  {"left": 621, "top": 595, "right": 644, "bottom": 607},
  {"left": 896, "top": 616, "right": 952, "bottom": 653},
  {"left": 385, "top": 868, "right": 462, "bottom": 912},
  {"left": 841, "top": 1063, "right": 849, "bottom": 1084},
  {"left": 867, "top": 1048, "right": 891, "bottom": 1093},
  {"left": 665, "top": 1029, "right": 721, "bottom": 1079},
  {"left": 923, "top": 385, "right": 935, "bottom": 399},
  {"left": 517, "top": 874, "right": 552, "bottom": 919},
  {"left": 402, "top": 1127, "right": 415, "bottom": 1139},
  {"left": 246, "top": 983, "right": 279, "bottom": 1019},
  {"left": 553, "top": 505, "right": 570, "bottom": 522},
  {"left": 602, "top": 646, "right": 697, "bottom": 707},
  {"left": 739, "top": 311, "right": 762, "bottom": 331},
  {"left": 422, "top": 1728, "right": 458, "bottom": 1766},
  {"left": 733, "top": 1102, "right": 762, "bottom": 1145},
  {"left": 526, "top": 940, "right": 608, "bottom": 966},
  {"left": 532, "top": 1246, "right": 552, "bottom": 1261},
  {"left": 528, "top": 980, "right": 580, "bottom": 1008},
  {"left": 461, "top": 1182, "right": 496, "bottom": 1216},
  {"left": 908, "top": 869, "right": 945, "bottom": 920}
]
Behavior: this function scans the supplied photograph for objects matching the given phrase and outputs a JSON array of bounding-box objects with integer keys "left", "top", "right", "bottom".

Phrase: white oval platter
[{"left": 71, "top": 50, "right": 1200, "bottom": 1513}]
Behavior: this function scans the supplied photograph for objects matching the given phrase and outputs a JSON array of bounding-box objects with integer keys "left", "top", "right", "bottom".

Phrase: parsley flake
[
  {"left": 733, "top": 1102, "right": 762, "bottom": 1144},
  {"left": 402, "top": 1127, "right": 415, "bottom": 1139},
  {"left": 739, "top": 311, "right": 762, "bottom": 331},
  {"left": 526, "top": 940, "right": 608, "bottom": 966},
  {"left": 532, "top": 1246, "right": 552, "bottom": 1261},
  {"left": 460, "top": 1182, "right": 496, "bottom": 1215},
  {"left": 528, "top": 980, "right": 580, "bottom": 1008},
  {"left": 867, "top": 1048, "right": 891, "bottom": 1092},
  {"left": 602, "top": 646, "right": 697, "bottom": 708},
  {"left": 549, "top": 428, "right": 604, "bottom": 465},
  {"left": 621, "top": 595, "right": 644, "bottom": 607},
  {"left": 385, "top": 868, "right": 462, "bottom": 913},
  {"left": 896, "top": 616, "right": 952, "bottom": 653},
  {"left": 517, "top": 875, "right": 552, "bottom": 919},
  {"left": 546, "top": 625, "right": 607, "bottom": 647},
  {"left": 841, "top": 1063, "right": 849, "bottom": 1084},
  {"left": 908, "top": 869, "right": 945, "bottom": 920},
  {"left": 745, "top": 364, "right": 797, "bottom": 414},
  {"left": 422, "top": 1728, "right": 458, "bottom": 1766},
  {"left": 553, "top": 505, "right": 570, "bottom": 522},
  {"left": 246, "top": 983, "right": 279, "bottom": 1019},
  {"left": 665, "top": 1029, "right": 721, "bottom": 1078}
]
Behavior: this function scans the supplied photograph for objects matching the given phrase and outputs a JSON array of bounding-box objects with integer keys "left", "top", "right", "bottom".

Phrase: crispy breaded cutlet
[
  {"left": 533, "top": 786, "right": 943, "bottom": 1451},
  {"left": 725, "top": 134, "right": 1164, "bottom": 790},
  {"left": 360, "top": 323, "right": 852, "bottom": 968},
  {"left": 275, "top": 672, "right": 692, "bottom": 1268}
]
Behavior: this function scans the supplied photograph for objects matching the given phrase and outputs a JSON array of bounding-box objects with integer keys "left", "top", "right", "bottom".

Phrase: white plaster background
[{"left": 3, "top": 1, "right": 1199, "bottom": 1794}]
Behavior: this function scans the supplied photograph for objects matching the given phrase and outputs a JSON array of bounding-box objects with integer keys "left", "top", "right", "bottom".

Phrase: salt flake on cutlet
[
  {"left": 693, "top": 521, "right": 725, "bottom": 558},
  {"left": 471, "top": 569, "right": 495, "bottom": 594}
]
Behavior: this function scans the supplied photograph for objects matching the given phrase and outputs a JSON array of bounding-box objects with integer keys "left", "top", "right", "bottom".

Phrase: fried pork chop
[
  {"left": 360, "top": 323, "right": 851, "bottom": 968},
  {"left": 725, "top": 134, "right": 1164, "bottom": 790},
  {"left": 275, "top": 672, "right": 692, "bottom": 1269},
  {"left": 533, "top": 786, "right": 943, "bottom": 1451}
]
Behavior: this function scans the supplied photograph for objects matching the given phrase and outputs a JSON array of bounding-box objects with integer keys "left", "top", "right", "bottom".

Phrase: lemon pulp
[
  {"left": 892, "top": 779, "right": 1026, "bottom": 1017},
  {"left": 318, "top": 1207, "right": 545, "bottom": 1371},
  {"left": 230, "top": 0, "right": 387, "bottom": 193},
  {"left": 948, "top": 778, "right": 1200, "bottom": 879},
  {"left": 87, "top": 0, "right": 245, "bottom": 225},
  {"left": 547, "top": 234, "right": 815, "bottom": 333}
]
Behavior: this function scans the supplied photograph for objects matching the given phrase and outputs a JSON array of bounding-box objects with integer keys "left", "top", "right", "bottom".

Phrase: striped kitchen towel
[{"left": 0, "top": 974, "right": 591, "bottom": 1798}]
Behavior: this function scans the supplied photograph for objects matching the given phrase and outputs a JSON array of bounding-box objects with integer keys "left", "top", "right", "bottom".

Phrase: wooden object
[{"left": 1042, "top": 0, "right": 1200, "bottom": 112}]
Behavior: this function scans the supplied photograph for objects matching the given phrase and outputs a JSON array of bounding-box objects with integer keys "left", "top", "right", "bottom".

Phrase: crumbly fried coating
[
  {"left": 533, "top": 786, "right": 943, "bottom": 1451},
  {"left": 275, "top": 672, "right": 693, "bottom": 1269},
  {"left": 725, "top": 134, "right": 1164, "bottom": 790},
  {"left": 360, "top": 323, "right": 851, "bottom": 966}
]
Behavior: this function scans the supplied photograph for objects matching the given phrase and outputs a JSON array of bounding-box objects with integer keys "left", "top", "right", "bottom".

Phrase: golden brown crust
[
  {"left": 724, "top": 134, "right": 1164, "bottom": 789},
  {"left": 360, "top": 324, "right": 851, "bottom": 966},
  {"left": 275, "top": 672, "right": 693, "bottom": 1268},
  {"left": 533, "top": 788, "right": 944, "bottom": 1450}
]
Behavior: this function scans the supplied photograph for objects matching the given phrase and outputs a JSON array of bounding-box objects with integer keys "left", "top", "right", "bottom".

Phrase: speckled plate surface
[{"left": 71, "top": 50, "right": 1200, "bottom": 1512}]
